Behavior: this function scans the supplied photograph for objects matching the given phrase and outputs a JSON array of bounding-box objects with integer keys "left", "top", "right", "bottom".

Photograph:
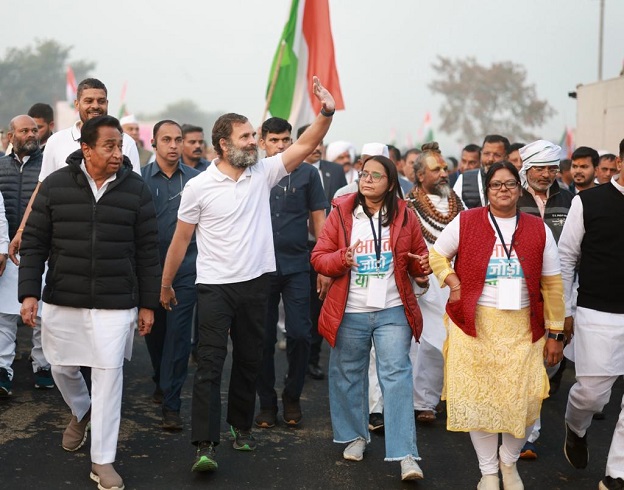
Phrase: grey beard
[
  {"left": 431, "top": 183, "right": 451, "bottom": 198},
  {"left": 15, "top": 140, "right": 39, "bottom": 155},
  {"left": 229, "top": 145, "right": 258, "bottom": 168}
]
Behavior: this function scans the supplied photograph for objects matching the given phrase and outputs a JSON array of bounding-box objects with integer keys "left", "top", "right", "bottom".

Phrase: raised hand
[{"left": 312, "top": 76, "right": 336, "bottom": 114}]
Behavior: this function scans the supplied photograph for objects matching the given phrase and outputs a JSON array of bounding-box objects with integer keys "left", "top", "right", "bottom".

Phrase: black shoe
[
  {"left": 162, "top": 409, "right": 183, "bottom": 431},
  {"left": 0, "top": 368, "right": 12, "bottom": 398},
  {"left": 307, "top": 363, "right": 324, "bottom": 380},
  {"left": 282, "top": 395, "right": 302, "bottom": 426},
  {"left": 192, "top": 441, "right": 218, "bottom": 472},
  {"left": 564, "top": 423, "right": 588, "bottom": 469},
  {"left": 152, "top": 387, "right": 164, "bottom": 404},
  {"left": 600, "top": 476, "right": 624, "bottom": 490},
  {"left": 255, "top": 407, "right": 278, "bottom": 428},
  {"left": 34, "top": 368, "right": 55, "bottom": 389},
  {"left": 368, "top": 412, "right": 384, "bottom": 432},
  {"left": 230, "top": 426, "right": 256, "bottom": 451}
]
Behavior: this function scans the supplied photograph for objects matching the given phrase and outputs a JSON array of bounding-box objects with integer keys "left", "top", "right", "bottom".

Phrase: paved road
[{"left": 1, "top": 326, "right": 622, "bottom": 489}]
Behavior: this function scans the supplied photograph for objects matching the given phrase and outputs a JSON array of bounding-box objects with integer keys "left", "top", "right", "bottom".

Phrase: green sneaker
[
  {"left": 230, "top": 426, "right": 257, "bottom": 451},
  {"left": 192, "top": 441, "right": 218, "bottom": 472}
]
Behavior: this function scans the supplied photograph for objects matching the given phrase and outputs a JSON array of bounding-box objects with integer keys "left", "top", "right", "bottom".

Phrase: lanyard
[
  {"left": 368, "top": 211, "right": 382, "bottom": 272},
  {"left": 489, "top": 209, "right": 519, "bottom": 274}
]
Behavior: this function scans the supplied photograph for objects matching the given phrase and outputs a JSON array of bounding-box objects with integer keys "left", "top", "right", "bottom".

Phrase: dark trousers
[
  {"left": 308, "top": 267, "right": 324, "bottom": 366},
  {"left": 144, "top": 284, "right": 196, "bottom": 412},
  {"left": 257, "top": 271, "right": 311, "bottom": 409},
  {"left": 191, "top": 274, "right": 270, "bottom": 445}
]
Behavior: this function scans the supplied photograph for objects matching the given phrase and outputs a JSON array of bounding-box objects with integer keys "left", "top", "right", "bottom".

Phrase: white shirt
[
  {"left": 177, "top": 154, "right": 288, "bottom": 284},
  {"left": 0, "top": 191, "right": 8, "bottom": 254},
  {"left": 79, "top": 162, "right": 117, "bottom": 202},
  {"left": 345, "top": 206, "right": 402, "bottom": 313},
  {"left": 434, "top": 213, "right": 560, "bottom": 308},
  {"left": 559, "top": 176, "right": 624, "bottom": 315},
  {"left": 39, "top": 121, "right": 140, "bottom": 182}
]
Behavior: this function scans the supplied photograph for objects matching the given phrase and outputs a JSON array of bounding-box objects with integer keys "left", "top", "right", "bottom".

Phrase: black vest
[
  {"left": 0, "top": 150, "right": 42, "bottom": 239},
  {"left": 577, "top": 182, "right": 624, "bottom": 313},
  {"left": 461, "top": 168, "right": 486, "bottom": 209},
  {"left": 517, "top": 182, "right": 573, "bottom": 243}
]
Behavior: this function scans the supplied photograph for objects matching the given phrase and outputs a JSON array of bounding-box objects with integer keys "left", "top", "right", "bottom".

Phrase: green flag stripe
[{"left": 267, "top": 0, "right": 301, "bottom": 118}]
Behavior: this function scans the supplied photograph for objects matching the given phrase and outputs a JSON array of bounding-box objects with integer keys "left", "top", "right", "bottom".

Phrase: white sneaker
[
  {"left": 477, "top": 474, "right": 500, "bottom": 490},
  {"left": 500, "top": 460, "right": 523, "bottom": 490},
  {"left": 400, "top": 456, "right": 424, "bottom": 481},
  {"left": 343, "top": 438, "right": 366, "bottom": 461}
]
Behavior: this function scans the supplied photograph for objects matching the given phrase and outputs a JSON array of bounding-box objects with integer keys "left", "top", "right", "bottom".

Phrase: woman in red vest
[
  {"left": 311, "top": 155, "right": 430, "bottom": 482},
  {"left": 429, "top": 161, "right": 565, "bottom": 490}
]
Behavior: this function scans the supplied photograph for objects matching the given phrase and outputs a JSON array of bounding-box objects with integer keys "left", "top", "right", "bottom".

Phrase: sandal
[{"left": 416, "top": 410, "right": 436, "bottom": 423}]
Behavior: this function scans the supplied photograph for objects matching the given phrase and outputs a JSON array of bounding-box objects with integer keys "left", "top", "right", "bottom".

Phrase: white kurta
[
  {"left": 416, "top": 194, "right": 451, "bottom": 351},
  {"left": 42, "top": 304, "right": 136, "bottom": 368},
  {"left": 0, "top": 257, "right": 46, "bottom": 315},
  {"left": 559, "top": 176, "right": 624, "bottom": 374}
]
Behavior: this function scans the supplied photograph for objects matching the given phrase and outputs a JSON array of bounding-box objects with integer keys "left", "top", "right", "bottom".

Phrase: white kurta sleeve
[
  {"left": 0, "top": 191, "right": 8, "bottom": 254},
  {"left": 558, "top": 195, "right": 584, "bottom": 316}
]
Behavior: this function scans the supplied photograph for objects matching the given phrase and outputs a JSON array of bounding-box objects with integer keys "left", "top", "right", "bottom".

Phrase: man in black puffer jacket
[{"left": 18, "top": 115, "right": 161, "bottom": 490}]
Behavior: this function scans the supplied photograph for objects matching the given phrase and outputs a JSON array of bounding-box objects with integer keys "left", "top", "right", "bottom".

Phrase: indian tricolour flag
[
  {"left": 265, "top": 0, "right": 345, "bottom": 130},
  {"left": 66, "top": 66, "right": 77, "bottom": 105}
]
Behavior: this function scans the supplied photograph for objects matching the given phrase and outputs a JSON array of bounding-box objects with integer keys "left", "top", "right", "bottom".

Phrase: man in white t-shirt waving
[{"left": 160, "top": 77, "right": 336, "bottom": 473}]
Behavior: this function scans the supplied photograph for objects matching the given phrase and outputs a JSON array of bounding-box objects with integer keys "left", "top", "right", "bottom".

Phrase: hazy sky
[{"left": 3, "top": 0, "right": 623, "bottom": 155}]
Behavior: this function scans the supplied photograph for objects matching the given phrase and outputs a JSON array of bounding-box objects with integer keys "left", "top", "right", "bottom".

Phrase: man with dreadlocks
[{"left": 406, "top": 142, "right": 464, "bottom": 423}]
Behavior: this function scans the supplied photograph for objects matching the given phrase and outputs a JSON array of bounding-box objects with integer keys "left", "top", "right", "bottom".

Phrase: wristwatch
[{"left": 547, "top": 332, "right": 565, "bottom": 342}]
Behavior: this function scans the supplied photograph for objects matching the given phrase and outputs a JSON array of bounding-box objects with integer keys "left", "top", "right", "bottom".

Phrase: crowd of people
[{"left": 0, "top": 75, "right": 623, "bottom": 490}]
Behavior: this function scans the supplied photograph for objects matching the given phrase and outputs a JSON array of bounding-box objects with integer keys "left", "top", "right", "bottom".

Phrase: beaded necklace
[{"left": 406, "top": 187, "right": 464, "bottom": 244}]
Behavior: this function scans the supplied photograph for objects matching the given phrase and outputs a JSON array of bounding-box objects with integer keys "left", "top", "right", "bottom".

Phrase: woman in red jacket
[{"left": 311, "top": 155, "right": 430, "bottom": 482}]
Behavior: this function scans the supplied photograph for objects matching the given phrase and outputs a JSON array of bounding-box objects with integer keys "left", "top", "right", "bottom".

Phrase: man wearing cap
[
  {"left": 121, "top": 114, "right": 153, "bottom": 166},
  {"left": 515, "top": 140, "right": 574, "bottom": 459}
]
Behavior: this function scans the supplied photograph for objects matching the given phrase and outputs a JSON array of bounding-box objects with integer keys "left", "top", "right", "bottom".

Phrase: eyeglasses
[
  {"left": 358, "top": 171, "right": 387, "bottom": 183},
  {"left": 488, "top": 180, "right": 519, "bottom": 190},
  {"left": 530, "top": 166, "right": 559, "bottom": 175}
]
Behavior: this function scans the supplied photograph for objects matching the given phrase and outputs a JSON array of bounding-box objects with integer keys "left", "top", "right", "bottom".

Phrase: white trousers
[
  {"left": 412, "top": 337, "right": 444, "bottom": 411},
  {"left": 52, "top": 364, "right": 123, "bottom": 464},
  {"left": 0, "top": 313, "right": 48, "bottom": 377},
  {"left": 470, "top": 425, "right": 534, "bottom": 475},
  {"left": 566, "top": 374, "right": 624, "bottom": 479},
  {"left": 525, "top": 359, "right": 562, "bottom": 443}
]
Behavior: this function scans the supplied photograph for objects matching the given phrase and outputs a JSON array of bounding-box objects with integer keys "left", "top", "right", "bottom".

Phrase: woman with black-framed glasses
[{"left": 429, "top": 161, "right": 565, "bottom": 490}]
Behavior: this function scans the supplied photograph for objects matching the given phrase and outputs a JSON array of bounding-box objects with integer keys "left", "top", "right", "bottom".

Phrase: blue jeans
[
  {"left": 329, "top": 305, "right": 419, "bottom": 461},
  {"left": 257, "top": 271, "right": 311, "bottom": 407}
]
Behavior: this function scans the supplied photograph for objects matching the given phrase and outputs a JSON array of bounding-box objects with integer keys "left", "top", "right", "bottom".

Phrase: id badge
[
  {"left": 367, "top": 276, "right": 388, "bottom": 308},
  {"left": 497, "top": 276, "right": 522, "bottom": 310}
]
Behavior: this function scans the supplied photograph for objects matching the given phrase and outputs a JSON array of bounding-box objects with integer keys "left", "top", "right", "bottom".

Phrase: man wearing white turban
[
  {"left": 517, "top": 140, "right": 574, "bottom": 243},
  {"left": 326, "top": 141, "right": 358, "bottom": 183},
  {"left": 516, "top": 139, "right": 574, "bottom": 460}
]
